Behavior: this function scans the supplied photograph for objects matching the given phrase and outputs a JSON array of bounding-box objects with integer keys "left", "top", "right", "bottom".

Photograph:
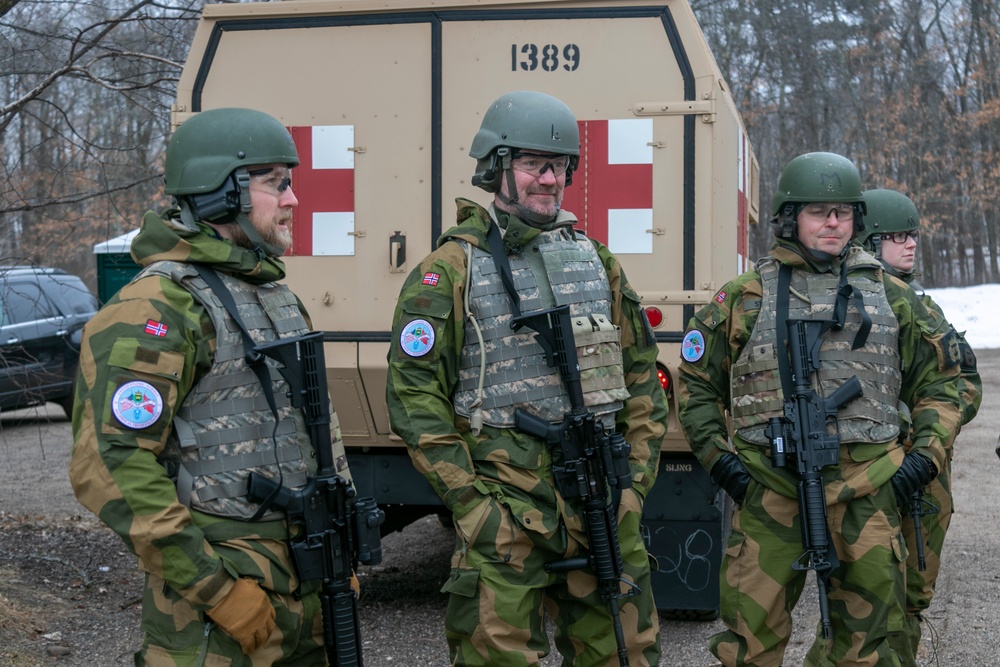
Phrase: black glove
[
  {"left": 890, "top": 453, "right": 937, "bottom": 505},
  {"left": 710, "top": 453, "right": 751, "bottom": 506}
]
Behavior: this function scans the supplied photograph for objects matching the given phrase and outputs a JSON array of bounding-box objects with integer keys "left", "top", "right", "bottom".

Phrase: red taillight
[
  {"left": 645, "top": 306, "right": 663, "bottom": 328},
  {"left": 656, "top": 364, "right": 671, "bottom": 394}
]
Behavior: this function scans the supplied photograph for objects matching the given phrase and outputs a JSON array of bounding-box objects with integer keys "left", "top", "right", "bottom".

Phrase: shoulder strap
[{"left": 486, "top": 220, "right": 523, "bottom": 319}]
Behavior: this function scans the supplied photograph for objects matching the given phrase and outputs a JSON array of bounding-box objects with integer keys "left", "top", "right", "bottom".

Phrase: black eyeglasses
[
  {"left": 802, "top": 203, "right": 855, "bottom": 221},
  {"left": 881, "top": 230, "right": 919, "bottom": 244}
]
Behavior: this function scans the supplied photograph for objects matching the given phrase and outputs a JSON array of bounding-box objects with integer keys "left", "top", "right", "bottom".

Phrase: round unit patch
[
  {"left": 112, "top": 380, "right": 164, "bottom": 429},
  {"left": 681, "top": 329, "right": 706, "bottom": 363},
  {"left": 400, "top": 318, "right": 436, "bottom": 357}
]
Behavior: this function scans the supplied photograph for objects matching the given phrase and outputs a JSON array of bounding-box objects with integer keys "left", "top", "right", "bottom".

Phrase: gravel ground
[{"left": 1, "top": 350, "right": 999, "bottom": 666}]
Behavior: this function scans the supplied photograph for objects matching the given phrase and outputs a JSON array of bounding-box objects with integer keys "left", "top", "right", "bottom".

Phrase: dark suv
[{"left": 0, "top": 266, "right": 99, "bottom": 417}]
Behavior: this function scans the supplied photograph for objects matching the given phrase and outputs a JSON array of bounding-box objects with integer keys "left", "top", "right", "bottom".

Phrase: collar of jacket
[{"left": 131, "top": 209, "right": 287, "bottom": 285}]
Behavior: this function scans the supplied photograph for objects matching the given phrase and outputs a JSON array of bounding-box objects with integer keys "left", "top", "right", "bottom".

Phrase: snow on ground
[{"left": 925, "top": 284, "right": 998, "bottom": 350}]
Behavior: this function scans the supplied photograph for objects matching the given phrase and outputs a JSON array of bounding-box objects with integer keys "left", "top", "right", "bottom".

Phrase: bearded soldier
[
  {"left": 677, "top": 152, "right": 964, "bottom": 666},
  {"left": 387, "top": 90, "right": 666, "bottom": 666},
  {"left": 70, "top": 108, "right": 354, "bottom": 666}
]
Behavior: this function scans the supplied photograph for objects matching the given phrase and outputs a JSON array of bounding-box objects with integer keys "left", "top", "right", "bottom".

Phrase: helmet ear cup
[
  {"left": 186, "top": 174, "right": 242, "bottom": 223},
  {"left": 472, "top": 154, "right": 501, "bottom": 193}
]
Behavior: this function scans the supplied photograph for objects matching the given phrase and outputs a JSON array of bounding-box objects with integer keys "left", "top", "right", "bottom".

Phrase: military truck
[{"left": 173, "top": 0, "right": 759, "bottom": 617}]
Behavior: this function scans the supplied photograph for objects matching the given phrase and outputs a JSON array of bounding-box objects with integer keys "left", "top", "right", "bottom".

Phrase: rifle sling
[
  {"left": 486, "top": 219, "right": 523, "bottom": 319},
  {"left": 776, "top": 263, "right": 795, "bottom": 399},
  {"left": 193, "top": 264, "right": 283, "bottom": 521}
]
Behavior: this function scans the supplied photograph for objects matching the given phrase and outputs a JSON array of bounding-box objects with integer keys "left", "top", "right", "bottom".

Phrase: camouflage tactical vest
[
  {"left": 140, "top": 260, "right": 315, "bottom": 520},
  {"left": 731, "top": 249, "right": 902, "bottom": 445},
  {"left": 452, "top": 227, "right": 630, "bottom": 428}
]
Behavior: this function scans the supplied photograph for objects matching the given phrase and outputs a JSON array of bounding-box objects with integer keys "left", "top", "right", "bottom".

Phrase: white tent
[{"left": 93, "top": 229, "right": 139, "bottom": 254}]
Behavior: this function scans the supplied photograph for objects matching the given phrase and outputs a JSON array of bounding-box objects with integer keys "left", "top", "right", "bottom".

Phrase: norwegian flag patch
[
  {"left": 144, "top": 319, "right": 168, "bottom": 337},
  {"left": 715, "top": 291, "right": 727, "bottom": 303},
  {"left": 422, "top": 272, "right": 441, "bottom": 286}
]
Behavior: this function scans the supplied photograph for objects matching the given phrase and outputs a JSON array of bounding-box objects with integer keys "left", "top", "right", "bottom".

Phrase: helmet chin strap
[
  {"left": 496, "top": 175, "right": 561, "bottom": 225},
  {"left": 494, "top": 151, "right": 560, "bottom": 226},
  {"left": 233, "top": 168, "right": 284, "bottom": 259}
]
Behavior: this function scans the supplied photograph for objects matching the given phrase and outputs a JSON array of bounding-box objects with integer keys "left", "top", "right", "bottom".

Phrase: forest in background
[{"left": 2, "top": 0, "right": 999, "bottom": 289}]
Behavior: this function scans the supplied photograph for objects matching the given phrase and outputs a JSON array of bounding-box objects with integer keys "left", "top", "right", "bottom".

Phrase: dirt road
[{"left": 1, "top": 351, "right": 998, "bottom": 666}]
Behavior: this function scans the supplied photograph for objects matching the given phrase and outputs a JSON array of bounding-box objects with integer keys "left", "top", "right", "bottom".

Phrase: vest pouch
[{"left": 571, "top": 313, "right": 630, "bottom": 409}]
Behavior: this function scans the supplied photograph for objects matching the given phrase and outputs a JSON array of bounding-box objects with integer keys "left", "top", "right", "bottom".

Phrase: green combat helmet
[
  {"left": 770, "top": 152, "right": 867, "bottom": 240},
  {"left": 470, "top": 90, "right": 580, "bottom": 223},
  {"left": 164, "top": 107, "right": 299, "bottom": 257},
  {"left": 860, "top": 188, "right": 920, "bottom": 265}
]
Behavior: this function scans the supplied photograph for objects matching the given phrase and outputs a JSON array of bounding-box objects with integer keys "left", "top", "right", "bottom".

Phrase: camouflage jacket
[
  {"left": 386, "top": 198, "right": 667, "bottom": 534},
  {"left": 906, "top": 276, "right": 982, "bottom": 433},
  {"left": 677, "top": 240, "right": 963, "bottom": 501},
  {"left": 69, "top": 209, "right": 350, "bottom": 610}
]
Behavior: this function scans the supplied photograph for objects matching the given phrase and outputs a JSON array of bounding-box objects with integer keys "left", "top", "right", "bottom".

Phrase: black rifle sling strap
[
  {"left": 486, "top": 218, "right": 524, "bottom": 319},
  {"left": 833, "top": 258, "right": 872, "bottom": 350},
  {"left": 193, "top": 263, "right": 283, "bottom": 520},
  {"left": 775, "top": 263, "right": 795, "bottom": 398}
]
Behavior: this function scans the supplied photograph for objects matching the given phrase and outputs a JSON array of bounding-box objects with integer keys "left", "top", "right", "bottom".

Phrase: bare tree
[{"left": 0, "top": 0, "right": 202, "bottom": 283}]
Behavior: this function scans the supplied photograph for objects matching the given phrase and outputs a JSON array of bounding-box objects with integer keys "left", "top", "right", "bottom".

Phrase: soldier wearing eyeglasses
[
  {"left": 677, "top": 152, "right": 964, "bottom": 666},
  {"left": 387, "top": 90, "right": 666, "bottom": 666},
  {"left": 855, "top": 188, "right": 981, "bottom": 666}
]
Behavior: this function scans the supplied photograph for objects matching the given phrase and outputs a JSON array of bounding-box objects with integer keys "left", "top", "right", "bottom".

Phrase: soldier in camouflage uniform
[
  {"left": 386, "top": 91, "right": 666, "bottom": 666},
  {"left": 69, "top": 108, "right": 354, "bottom": 666},
  {"left": 857, "top": 188, "right": 981, "bottom": 665},
  {"left": 677, "top": 152, "right": 964, "bottom": 667}
]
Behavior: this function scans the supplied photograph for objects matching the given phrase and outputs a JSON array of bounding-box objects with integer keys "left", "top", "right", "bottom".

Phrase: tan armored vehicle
[{"left": 174, "top": 0, "right": 759, "bottom": 616}]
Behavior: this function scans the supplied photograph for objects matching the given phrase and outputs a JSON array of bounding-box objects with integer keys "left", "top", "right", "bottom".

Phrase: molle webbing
[
  {"left": 453, "top": 229, "right": 629, "bottom": 427},
  {"left": 140, "top": 260, "right": 314, "bottom": 520},
  {"left": 731, "top": 254, "right": 902, "bottom": 445}
]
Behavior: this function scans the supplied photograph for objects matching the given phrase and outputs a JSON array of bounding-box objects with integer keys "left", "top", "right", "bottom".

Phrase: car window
[
  {"left": 48, "top": 276, "right": 99, "bottom": 315},
  {"left": 2, "top": 281, "right": 59, "bottom": 324}
]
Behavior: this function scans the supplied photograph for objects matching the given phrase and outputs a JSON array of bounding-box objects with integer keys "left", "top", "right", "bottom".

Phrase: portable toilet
[{"left": 93, "top": 229, "right": 140, "bottom": 304}]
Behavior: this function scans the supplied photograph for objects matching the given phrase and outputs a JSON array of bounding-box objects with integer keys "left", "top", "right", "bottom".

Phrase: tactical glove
[
  {"left": 710, "top": 453, "right": 751, "bottom": 507},
  {"left": 207, "top": 577, "right": 276, "bottom": 655},
  {"left": 890, "top": 453, "right": 938, "bottom": 506}
]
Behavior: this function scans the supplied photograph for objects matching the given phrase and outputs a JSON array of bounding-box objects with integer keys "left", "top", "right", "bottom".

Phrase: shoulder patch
[
  {"left": 422, "top": 272, "right": 441, "bottom": 286},
  {"left": 399, "top": 318, "right": 436, "bottom": 357},
  {"left": 940, "top": 328, "right": 964, "bottom": 369},
  {"left": 681, "top": 329, "right": 706, "bottom": 363},
  {"left": 112, "top": 381, "right": 164, "bottom": 429}
]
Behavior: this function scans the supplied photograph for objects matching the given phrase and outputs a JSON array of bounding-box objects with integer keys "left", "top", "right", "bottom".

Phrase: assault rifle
[
  {"left": 246, "top": 331, "right": 385, "bottom": 667},
  {"left": 510, "top": 304, "right": 638, "bottom": 667},
  {"left": 765, "top": 319, "right": 863, "bottom": 640}
]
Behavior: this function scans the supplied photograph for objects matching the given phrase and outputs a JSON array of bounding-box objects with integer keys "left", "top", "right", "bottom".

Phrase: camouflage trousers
[
  {"left": 804, "top": 464, "right": 953, "bottom": 667},
  {"left": 134, "top": 572, "right": 326, "bottom": 667},
  {"left": 711, "top": 478, "right": 906, "bottom": 667},
  {"left": 441, "top": 488, "right": 660, "bottom": 666}
]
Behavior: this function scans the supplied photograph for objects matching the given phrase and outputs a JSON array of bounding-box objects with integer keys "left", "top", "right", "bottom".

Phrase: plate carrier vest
[
  {"left": 730, "top": 249, "right": 902, "bottom": 446},
  {"left": 453, "top": 226, "right": 630, "bottom": 428},
  {"left": 141, "top": 260, "right": 315, "bottom": 520}
]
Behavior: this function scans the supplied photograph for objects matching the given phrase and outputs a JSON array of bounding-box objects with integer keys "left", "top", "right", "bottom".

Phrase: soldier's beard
[{"left": 228, "top": 213, "right": 293, "bottom": 255}]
